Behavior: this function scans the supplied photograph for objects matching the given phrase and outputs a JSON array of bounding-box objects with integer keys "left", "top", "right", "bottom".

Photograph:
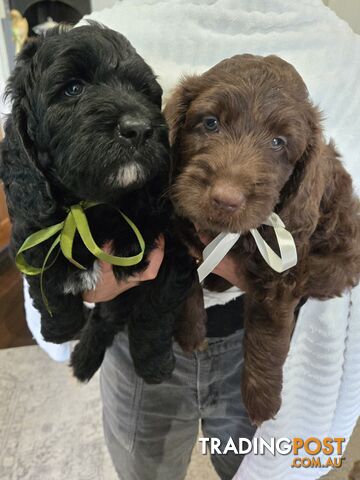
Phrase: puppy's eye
[
  {"left": 64, "top": 81, "right": 84, "bottom": 97},
  {"left": 203, "top": 116, "right": 219, "bottom": 132},
  {"left": 271, "top": 137, "right": 287, "bottom": 150}
]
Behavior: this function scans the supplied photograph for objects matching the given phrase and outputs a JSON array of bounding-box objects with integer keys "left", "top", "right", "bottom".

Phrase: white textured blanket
[{"left": 84, "top": 1, "right": 360, "bottom": 479}]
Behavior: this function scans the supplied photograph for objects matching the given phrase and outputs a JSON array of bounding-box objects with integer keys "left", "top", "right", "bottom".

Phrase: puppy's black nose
[{"left": 117, "top": 114, "right": 153, "bottom": 146}]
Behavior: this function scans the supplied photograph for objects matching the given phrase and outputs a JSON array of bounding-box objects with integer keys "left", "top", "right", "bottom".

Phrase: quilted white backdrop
[{"left": 7, "top": 1, "right": 360, "bottom": 478}]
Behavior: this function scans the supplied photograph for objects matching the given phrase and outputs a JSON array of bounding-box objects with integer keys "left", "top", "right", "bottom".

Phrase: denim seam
[
  {"left": 202, "top": 338, "right": 244, "bottom": 356},
  {"left": 128, "top": 375, "right": 144, "bottom": 454}
]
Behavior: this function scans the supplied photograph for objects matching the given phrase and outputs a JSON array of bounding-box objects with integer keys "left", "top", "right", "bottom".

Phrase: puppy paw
[
  {"left": 134, "top": 351, "right": 176, "bottom": 384},
  {"left": 242, "top": 373, "right": 282, "bottom": 426},
  {"left": 175, "top": 302, "right": 207, "bottom": 353},
  {"left": 174, "top": 278, "right": 207, "bottom": 353},
  {"left": 41, "top": 324, "right": 79, "bottom": 344},
  {"left": 175, "top": 319, "right": 207, "bottom": 353},
  {"left": 70, "top": 341, "right": 105, "bottom": 383},
  {"left": 41, "top": 314, "right": 85, "bottom": 344}
]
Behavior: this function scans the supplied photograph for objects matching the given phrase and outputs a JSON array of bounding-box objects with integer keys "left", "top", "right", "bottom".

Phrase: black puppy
[{"left": 0, "top": 23, "right": 205, "bottom": 382}]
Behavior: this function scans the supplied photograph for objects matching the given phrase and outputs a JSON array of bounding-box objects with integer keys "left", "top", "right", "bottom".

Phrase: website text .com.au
[{"left": 198, "top": 437, "right": 346, "bottom": 469}]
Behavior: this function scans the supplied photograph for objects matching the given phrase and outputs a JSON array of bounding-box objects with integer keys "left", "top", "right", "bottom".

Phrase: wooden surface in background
[
  {"left": 0, "top": 184, "right": 11, "bottom": 251},
  {"left": 0, "top": 253, "right": 34, "bottom": 348},
  {"left": 0, "top": 182, "right": 34, "bottom": 348}
]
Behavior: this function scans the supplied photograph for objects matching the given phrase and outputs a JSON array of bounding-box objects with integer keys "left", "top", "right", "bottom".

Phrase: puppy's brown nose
[
  {"left": 118, "top": 114, "right": 154, "bottom": 146},
  {"left": 211, "top": 185, "right": 245, "bottom": 212}
]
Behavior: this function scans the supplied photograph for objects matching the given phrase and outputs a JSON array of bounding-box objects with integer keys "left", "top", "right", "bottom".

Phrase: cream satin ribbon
[{"left": 197, "top": 212, "right": 297, "bottom": 283}]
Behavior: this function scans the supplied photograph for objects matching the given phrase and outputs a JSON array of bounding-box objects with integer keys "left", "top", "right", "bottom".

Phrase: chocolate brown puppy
[{"left": 165, "top": 54, "right": 360, "bottom": 425}]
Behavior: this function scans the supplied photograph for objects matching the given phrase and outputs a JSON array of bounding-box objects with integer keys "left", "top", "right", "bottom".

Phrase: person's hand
[{"left": 82, "top": 235, "right": 165, "bottom": 303}]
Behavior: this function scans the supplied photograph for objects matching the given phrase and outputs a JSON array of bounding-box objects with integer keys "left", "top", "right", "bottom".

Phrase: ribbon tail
[
  {"left": 60, "top": 210, "right": 87, "bottom": 270},
  {"left": 196, "top": 211, "right": 297, "bottom": 281},
  {"left": 40, "top": 235, "right": 61, "bottom": 316},
  {"left": 274, "top": 226, "right": 298, "bottom": 271},
  {"left": 250, "top": 226, "right": 297, "bottom": 273},
  {"left": 197, "top": 232, "right": 240, "bottom": 282},
  {"left": 16, "top": 221, "right": 64, "bottom": 275}
]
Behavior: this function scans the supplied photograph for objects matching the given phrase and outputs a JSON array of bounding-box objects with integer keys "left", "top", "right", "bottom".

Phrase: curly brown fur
[{"left": 165, "top": 54, "right": 360, "bottom": 425}]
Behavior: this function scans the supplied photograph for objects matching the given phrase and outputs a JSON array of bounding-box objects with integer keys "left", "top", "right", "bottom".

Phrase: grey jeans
[{"left": 100, "top": 329, "right": 255, "bottom": 480}]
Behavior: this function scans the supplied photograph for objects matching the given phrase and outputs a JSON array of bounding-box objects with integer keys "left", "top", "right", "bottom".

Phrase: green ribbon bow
[{"left": 15, "top": 201, "right": 145, "bottom": 315}]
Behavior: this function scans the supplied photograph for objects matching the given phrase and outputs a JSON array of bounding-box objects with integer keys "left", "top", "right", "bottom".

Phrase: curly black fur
[{"left": 0, "top": 23, "right": 205, "bottom": 383}]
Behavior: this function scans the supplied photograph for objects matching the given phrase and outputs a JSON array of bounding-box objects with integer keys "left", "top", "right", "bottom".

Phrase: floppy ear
[
  {"left": 264, "top": 55, "right": 310, "bottom": 101},
  {"left": 0, "top": 37, "right": 56, "bottom": 226},
  {"left": 277, "top": 103, "right": 326, "bottom": 243},
  {"left": 164, "top": 75, "right": 203, "bottom": 146},
  {"left": 163, "top": 75, "right": 203, "bottom": 180}
]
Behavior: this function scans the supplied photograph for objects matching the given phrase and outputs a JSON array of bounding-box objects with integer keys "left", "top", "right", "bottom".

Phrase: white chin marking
[
  {"left": 115, "top": 163, "right": 144, "bottom": 188},
  {"left": 63, "top": 260, "right": 102, "bottom": 295}
]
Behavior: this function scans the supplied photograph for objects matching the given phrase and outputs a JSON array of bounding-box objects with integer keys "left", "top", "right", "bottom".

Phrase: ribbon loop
[
  {"left": 15, "top": 202, "right": 146, "bottom": 313},
  {"left": 60, "top": 207, "right": 87, "bottom": 270},
  {"left": 250, "top": 213, "right": 297, "bottom": 273},
  {"left": 197, "top": 212, "right": 297, "bottom": 283},
  {"left": 71, "top": 205, "right": 145, "bottom": 267}
]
